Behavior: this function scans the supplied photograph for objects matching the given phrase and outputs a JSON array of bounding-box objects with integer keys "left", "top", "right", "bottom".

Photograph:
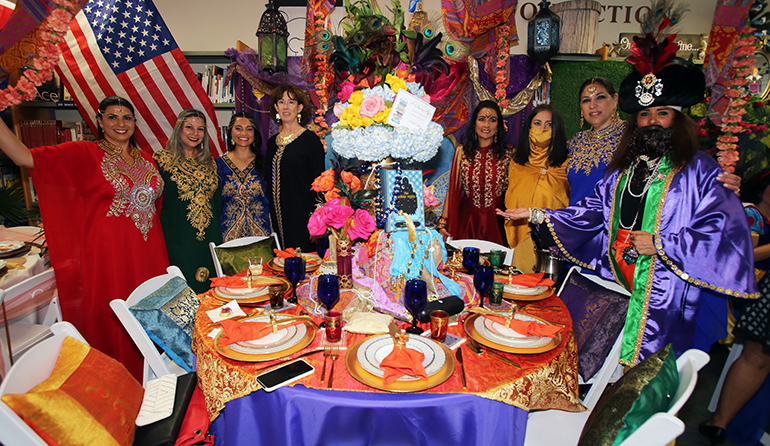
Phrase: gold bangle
[{"left": 437, "top": 217, "right": 448, "bottom": 230}]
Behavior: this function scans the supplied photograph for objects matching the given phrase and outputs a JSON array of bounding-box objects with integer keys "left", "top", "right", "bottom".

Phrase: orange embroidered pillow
[{"left": 1, "top": 336, "right": 144, "bottom": 446}]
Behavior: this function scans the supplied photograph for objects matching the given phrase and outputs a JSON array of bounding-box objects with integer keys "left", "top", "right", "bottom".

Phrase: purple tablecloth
[{"left": 210, "top": 385, "right": 528, "bottom": 446}]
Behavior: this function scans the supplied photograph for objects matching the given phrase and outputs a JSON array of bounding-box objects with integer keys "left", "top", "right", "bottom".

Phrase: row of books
[
  {"left": 17, "top": 120, "right": 95, "bottom": 148},
  {"left": 197, "top": 65, "right": 234, "bottom": 104}
]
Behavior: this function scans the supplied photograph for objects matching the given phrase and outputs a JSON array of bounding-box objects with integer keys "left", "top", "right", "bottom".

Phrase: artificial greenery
[
  {"left": 550, "top": 60, "right": 634, "bottom": 139},
  {"left": 0, "top": 181, "right": 39, "bottom": 225}
]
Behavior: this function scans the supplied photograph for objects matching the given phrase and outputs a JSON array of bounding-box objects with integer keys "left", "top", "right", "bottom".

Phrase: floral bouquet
[{"left": 308, "top": 167, "right": 377, "bottom": 242}]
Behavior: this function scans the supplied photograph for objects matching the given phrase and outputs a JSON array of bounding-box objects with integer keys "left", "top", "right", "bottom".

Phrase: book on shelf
[
  {"left": 17, "top": 120, "right": 94, "bottom": 145},
  {"left": 196, "top": 64, "right": 234, "bottom": 104}
]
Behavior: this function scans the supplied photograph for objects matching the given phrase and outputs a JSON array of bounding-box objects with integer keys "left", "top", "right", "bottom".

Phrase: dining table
[
  {"left": 0, "top": 226, "right": 47, "bottom": 289},
  {"left": 193, "top": 267, "right": 584, "bottom": 446}
]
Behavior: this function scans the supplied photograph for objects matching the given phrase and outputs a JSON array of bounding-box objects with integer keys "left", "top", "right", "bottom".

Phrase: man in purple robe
[{"left": 499, "top": 52, "right": 757, "bottom": 365}]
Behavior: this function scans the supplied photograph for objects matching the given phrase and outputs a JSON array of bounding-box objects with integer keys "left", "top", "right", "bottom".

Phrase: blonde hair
[{"left": 165, "top": 109, "right": 214, "bottom": 166}]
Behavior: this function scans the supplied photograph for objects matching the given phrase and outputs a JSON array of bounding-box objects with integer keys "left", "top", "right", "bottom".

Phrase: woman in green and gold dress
[{"left": 154, "top": 109, "right": 222, "bottom": 293}]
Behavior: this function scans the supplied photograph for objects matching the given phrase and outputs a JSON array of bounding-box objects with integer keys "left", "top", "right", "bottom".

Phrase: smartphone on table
[{"left": 256, "top": 359, "right": 315, "bottom": 392}]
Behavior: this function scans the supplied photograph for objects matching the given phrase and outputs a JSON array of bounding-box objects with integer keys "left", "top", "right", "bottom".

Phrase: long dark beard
[{"left": 626, "top": 125, "right": 673, "bottom": 187}]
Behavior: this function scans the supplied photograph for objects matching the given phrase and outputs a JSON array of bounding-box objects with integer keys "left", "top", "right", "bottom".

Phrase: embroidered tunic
[
  {"left": 265, "top": 130, "right": 324, "bottom": 252},
  {"left": 216, "top": 156, "right": 271, "bottom": 242},
  {"left": 154, "top": 150, "right": 222, "bottom": 293},
  {"left": 30, "top": 141, "right": 170, "bottom": 380},
  {"left": 567, "top": 120, "right": 626, "bottom": 206},
  {"left": 543, "top": 152, "right": 757, "bottom": 364},
  {"left": 444, "top": 144, "right": 510, "bottom": 245}
]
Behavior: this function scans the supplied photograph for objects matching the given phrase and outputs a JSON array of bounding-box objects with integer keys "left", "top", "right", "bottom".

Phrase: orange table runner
[{"left": 193, "top": 292, "right": 584, "bottom": 421}]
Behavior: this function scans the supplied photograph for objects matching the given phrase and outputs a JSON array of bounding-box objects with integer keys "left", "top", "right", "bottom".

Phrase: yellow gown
[{"left": 504, "top": 144, "right": 570, "bottom": 273}]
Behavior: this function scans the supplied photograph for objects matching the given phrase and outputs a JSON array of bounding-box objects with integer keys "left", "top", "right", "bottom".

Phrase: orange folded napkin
[
  {"left": 500, "top": 272, "right": 554, "bottom": 288},
  {"left": 217, "top": 318, "right": 303, "bottom": 346},
  {"left": 379, "top": 345, "right": 428, "bottom": 384},
  {"left": 484, "top": 315, "right": 561, "bottom": 338},
  {"left": 210, "top": 276, "right": 249, "bottom": 288},
  {"left": 273, "top": 248, "right": 297, "bottom": 258}
]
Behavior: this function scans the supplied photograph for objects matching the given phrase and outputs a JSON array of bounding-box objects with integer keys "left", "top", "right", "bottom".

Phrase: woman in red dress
[
  {"left": 438, "top": 100, "right": 512, "bottom": 244},
  {"left": 0, "top": 96, "right": 169, "bottom": 380}
]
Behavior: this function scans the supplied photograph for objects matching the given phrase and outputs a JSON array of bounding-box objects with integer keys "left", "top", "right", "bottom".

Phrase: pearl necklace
[{"left": 618, "top": 157, "right": 662, "bottom": 230}]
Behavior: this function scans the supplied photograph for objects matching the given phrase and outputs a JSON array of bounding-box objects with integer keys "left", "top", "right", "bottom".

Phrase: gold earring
[
  {"left": 580, "top": 114, "right": 584, "bottom": 128},
  {"left": 494, "top": 133, "right": 497, "bottom": 143},
  {"left": 297, "top": 114, "right": 301, "bottom": 124},
  {"left": 613, "top": 107, "right": 620, "bottom": 121},
  {"left": 275, "top": 112, "right": 281, "bottom": 122}
]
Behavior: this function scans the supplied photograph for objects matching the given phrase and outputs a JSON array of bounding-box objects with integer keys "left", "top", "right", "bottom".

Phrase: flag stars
[
  {"left": 127, "top": 45, "right": 135, "bottom": 53},
  {"left": 154, "top": 24, "right": 161, "bottom": 32},
  {"left": 120, "top": 20, "right": 128, "bottom": 27},
  {"left": 134, "top": 15, "right": 141, "bottom": 22},
  {"left": 150, "top": 43, "right": 157, "bottom": 51},
  {"left": 138, "top": 49, "right": 145, "bottom": 57},
  {"left": 119, "top": 31, "right": 127, "bottom": 39},
  {"left": 116, "top": 41, "right": 124, "bottom": 48},
  {"left": 109, "top": 16, "right": 116, "bottom": 23},
  {"left": 106, "top": 25, "right": 114, "bottom": 33},
  {"left": 112, "top": 60, "right": 120, "bottom": 68},
  {"left": 132, "top": 25, "right": 139, "bottom": 32},
  {"left": 147, "top": 10, "right": 153, "bottom": 16},
  {"left": 112, "top": 5, "right": 119, "bottom": 12},
  {"left": 141, "top": 29, "right": 149, "bottom": 36},
  {"left": 140, "top": 39, "right": 147, "bottom": 46},
  {"left": 125, "top": 55, "right": 133, "bottom": 63},
  {"left": 96, "top": 0, "right": 104, "bottom": 7},
  {"left": 144, "top": 19, "right": 150, "bottom": 27},
  {"left": 152, "top": 34, "right": 159, "bottom": 40},
  {"left": 122, "top": 10, "right": 131, "bottom": 18},
  {"left": 104, "top": 36, "right": 113, "bottom": 44},
  {"left": 114, "top": 51, "right": 121, "bottom": 59},
  {"left": 162, "top": 38, "right": 169, "bottom": 46},
  {"left": 129, "top": 35, "right": 137, "bottom": 43},
  {"left": 126, "top": 1, "right": 133, "bottom": 8}
]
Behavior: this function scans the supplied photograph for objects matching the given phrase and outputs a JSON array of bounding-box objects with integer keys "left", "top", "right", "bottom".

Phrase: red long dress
[
  {"left": 444, "top": 144, "right": 510, "bottom": 244},
  {"left": 30, "top": 141, "right": 169, "bottom": 380}
]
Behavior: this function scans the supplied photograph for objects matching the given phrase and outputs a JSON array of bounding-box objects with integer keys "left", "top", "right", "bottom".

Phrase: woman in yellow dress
[{"left": 504, "top": 104, "right": 570, "bottom": 272}]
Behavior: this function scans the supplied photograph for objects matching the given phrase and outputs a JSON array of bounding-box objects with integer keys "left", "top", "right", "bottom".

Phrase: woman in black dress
[{"left": 265, "top": 85, "right": 325, "bottom": 252}]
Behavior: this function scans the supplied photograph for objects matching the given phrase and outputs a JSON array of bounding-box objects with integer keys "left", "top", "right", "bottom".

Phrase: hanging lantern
[
  {"left": 256, "top": 0, "right": 289, "bottom": 73},
  {"left": 527, "top": 0, "right": 560, "bottom": 65}
]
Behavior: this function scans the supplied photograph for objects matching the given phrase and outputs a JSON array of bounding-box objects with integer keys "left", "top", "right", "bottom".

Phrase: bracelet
[
  {"left": 437, "top": 217, "right": 448, "bottom": 230},
  {"left": 528, "top": 207, "right": 545, "bottom": 225}
]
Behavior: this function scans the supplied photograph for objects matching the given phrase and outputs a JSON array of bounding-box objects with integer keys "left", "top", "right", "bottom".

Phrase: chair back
[
  {"left": 209, "top": 233, "right": 281, "bottom": 277},
  {"left": 446, "top": 238, "right": 513, "bottom": 266},
  {"left": 0, "top": 322, "right": 83, "bottom": 446},
  {"left": 110, "top": 266, "right": 185, "bottom": 385},
  {"left": 0, "top": 269, "right": 61, "bottom": 376}
]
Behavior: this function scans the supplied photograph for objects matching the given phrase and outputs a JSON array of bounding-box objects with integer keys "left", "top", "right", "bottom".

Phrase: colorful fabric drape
[
  {"left": 703, "top": 0, "right": 755, "bottom": 122},
  {"left": 441, "top": 0, "right": 518, "bottom": 58}
]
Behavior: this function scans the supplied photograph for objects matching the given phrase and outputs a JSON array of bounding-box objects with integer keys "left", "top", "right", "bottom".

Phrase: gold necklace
[{"left": 277, "top": 128, "right": 304, "bottom": 147}]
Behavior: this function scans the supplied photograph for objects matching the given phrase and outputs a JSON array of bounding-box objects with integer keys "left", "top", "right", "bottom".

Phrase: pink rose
[
  {"left": 359, "top": 95, "right": 385, "bottom": 118},
  {"left": 324, "top": 203, "right": 354, "bottom": 229},
  {"left": 334, "top": 102, "right": 345, "bottom": 118},
  {"left": 423, "top": 184, "right": 439, "bottom": 208},
  {"left": 348, "top": 209, "right": 376, "bottom": 240},
  {"left": 307, "top": 208, "right": 328, "bottom": 236},
  {"left": 338, "top": 81, "right": 355, "bottom": 102}
]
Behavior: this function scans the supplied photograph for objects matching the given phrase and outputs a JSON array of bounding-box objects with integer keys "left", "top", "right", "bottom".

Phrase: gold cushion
[
  {"left": 2, "top": 337, "right": 144, "bottom": 446},
  {"left": 214, "top": 238, "right": 276, "bottom": 276}
]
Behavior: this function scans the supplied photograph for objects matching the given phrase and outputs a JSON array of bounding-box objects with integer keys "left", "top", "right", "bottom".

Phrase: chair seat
[
  {"left": 2, "top": 323, "right": 53, "bottom": 360},
  {"left": 525, "top": 410, "right": 591, "bottom": 446}
]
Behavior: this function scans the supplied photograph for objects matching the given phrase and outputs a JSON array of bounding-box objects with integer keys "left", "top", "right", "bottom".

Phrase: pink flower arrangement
[
  {"left": 338, "top": 80, "right": 356, "bottom": 102},
  {"left": 308, "top": 199, "right": 376, "bottom": 241},
  {"left": 0, "top": 0, "right": 78, "bottom": 110}
]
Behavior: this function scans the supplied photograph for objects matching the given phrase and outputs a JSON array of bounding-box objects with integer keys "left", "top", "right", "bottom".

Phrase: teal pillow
[
  {"left": 129, "top": 276, "right": 199, "bottom": 372},
  {"left": 578, "top": 344, "right": 680, "bottom": 446},
  {"left": 214, "top": 238, "right": 276, "bottom": 276}
]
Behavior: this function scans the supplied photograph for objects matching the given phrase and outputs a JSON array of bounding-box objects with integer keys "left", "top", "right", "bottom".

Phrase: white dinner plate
[
  {"left": 227, "top": 315, "right": 307, "bottom": 355},
  {"left": 503, "top": 284, "right": 549, "bottom": 295},
  {"left": 356, "top": 334, "right": 445, "bottom": 381},
  {"left": 0, "top": 240, "right": 24, "bottom": 254},
  {"left": 214, "top": 286, "right": 269, "bottom": 299},
  {"left": 0, "top": 260, "right": 6, "bottom": 269},
  {"left": 474, "top": 313, "right": 554, "bottom": 349}
]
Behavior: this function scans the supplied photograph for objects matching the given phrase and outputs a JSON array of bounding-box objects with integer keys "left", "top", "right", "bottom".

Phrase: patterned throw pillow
[
  {"left": 578, "top": 344, "right": 680, "bottom": 446},
  {"left": 559, "top": 272, "right": 630, "bottom": 381},
  {"left": 130, "top": 276, "right": 199, "bottom": 371},
  {"left": 214, "top": 238, "right": 277, "bottom": 276},
  {"left": 2, "top": 336, "right": 144, "bottom": 446}
]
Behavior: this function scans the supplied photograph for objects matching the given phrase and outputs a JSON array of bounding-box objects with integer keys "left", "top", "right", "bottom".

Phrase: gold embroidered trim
[
  {"left": 154, "top": 150, "right": 218, "bottom": 241},
  {"left": 544, "top": 213, "right": 595, "bottom": 270},
  {"left": 460, "top": 145, "right": 510, "bottom": 209},
  {"left": 567, "top": 120, "right": 625, "bottom": 176},
  {"left": 607, "top": 173, "right": 625, "bottom": 286},
  {"left": 99, "top": 142, "right": 163, "bottom": 241},
  {"left": 271, "top": 143, "right": 287, "bottom": 248},
  {"left": 222, "top": 155, "right": 256, "bottom": 185}
]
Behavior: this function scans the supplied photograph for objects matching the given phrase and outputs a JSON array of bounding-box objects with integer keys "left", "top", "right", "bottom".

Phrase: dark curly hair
[{"left": 461, "top": 100, "right": 510, "bottom": 160}]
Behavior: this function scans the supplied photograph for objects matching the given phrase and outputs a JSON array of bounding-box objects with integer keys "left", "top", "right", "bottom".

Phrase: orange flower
[
  {"left": 324, "top": 188, "right": 341, "bottom": 201},
  {"left": 311, "top": 169, "right": 336, "bottom": 192},
  {"left": 341, "top": 171, "right": 361, "bottom": 192}
]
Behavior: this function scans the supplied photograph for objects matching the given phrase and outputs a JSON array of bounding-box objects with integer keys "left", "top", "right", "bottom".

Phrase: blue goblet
[
  {"left": 462, "top": 247, "right": 480, "bottom": 274},
  {"left": 284, "top": 256, "right": 305, "bottom": 304},
  {"left": 316, "top": 235, "right": 330, "bottom": 259},
  {"left": 474, "top": 265, "right": 495, "bottom": 309},
  {"left": 403, "top": 278, "right": 428, "bottom": 334},
  {"left": 317, "top": 274, "right": 340, "bottom": 327}
]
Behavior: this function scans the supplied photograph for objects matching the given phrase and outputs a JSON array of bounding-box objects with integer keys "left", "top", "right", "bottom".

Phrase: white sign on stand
[{"left": 386, "top": 90, "right": 436, "bottom": 131}]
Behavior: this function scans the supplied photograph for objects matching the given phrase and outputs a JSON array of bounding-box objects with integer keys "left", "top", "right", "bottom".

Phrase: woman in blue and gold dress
[{"left": 217, "top": 113, "right": 271, "bottom": 241}]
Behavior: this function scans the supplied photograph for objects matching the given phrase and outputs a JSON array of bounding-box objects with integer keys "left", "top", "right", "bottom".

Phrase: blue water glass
[
  {"left": 317, "top": 274, "right": 340, "bottom": 313},
  {"left": 284, "top": 256, "right": 306, "bottom": 304},
  {"left": 462, "top": 247, "right": 480, "bottom": 274},
  {"left": 403, "top": 278, "right": 428, "bottom": 334},
  {"left": 474, "top": 265, "right": 495, "bottom": 309}
]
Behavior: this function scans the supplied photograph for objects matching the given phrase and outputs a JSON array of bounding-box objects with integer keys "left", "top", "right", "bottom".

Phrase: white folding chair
[
  {"left": 618, "top": 349, "right": 710, "bottom": 446},
  {"left": 110, "top": 266, "right": 187, "bottom": 386},
  {"left": 0, "top": 269, "right": 62, "bottom": 377},
  {"left": 446, "top": 238, "right": 514, "bottom": 266},
  {"left": 0, "top": 321, "right": 83, "bottom": 446},
  {"left": 208, "top": 233, "right": 281, "bottom": 277}
]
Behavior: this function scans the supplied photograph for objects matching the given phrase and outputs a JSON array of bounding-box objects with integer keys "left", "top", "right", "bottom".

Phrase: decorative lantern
[
  {"left": 256, "top": 0, "right": 289, "bottom": 73},
  {"left": 527, "top": 0, "right": 561, "bottom": 65}
]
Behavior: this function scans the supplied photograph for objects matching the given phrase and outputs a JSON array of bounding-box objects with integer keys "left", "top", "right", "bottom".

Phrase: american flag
[{"left": 56, "top": 0, "right": 225, "bottom": 156}]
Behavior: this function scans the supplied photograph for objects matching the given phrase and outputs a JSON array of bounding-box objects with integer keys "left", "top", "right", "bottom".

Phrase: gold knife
[{"left": 456, "top": 348, "right": 467, "bottom": 389}]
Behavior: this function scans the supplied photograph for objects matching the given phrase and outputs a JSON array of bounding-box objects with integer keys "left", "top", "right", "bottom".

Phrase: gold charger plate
[
  {"left": 268, "top": 255, "right": 322, "bottom": 273},
  {"left": 463, "top": 313, "right": 562, "bottom": 355},
  {"left": 212, "top": 276, "right": 290, "bottom": 304},
  {"left": 502, "top": 287, "right": 554, "bottom": 302},
  {"left": 0, "top": 243, "right": 31, "bottom": 259},
  {"left": 345, "top": 335, "right": 456, "bottom": 392},
  {"left": 213, "top": 320, "right": 318, "bottom": 362}
]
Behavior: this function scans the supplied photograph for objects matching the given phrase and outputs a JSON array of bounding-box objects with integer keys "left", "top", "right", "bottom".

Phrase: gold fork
[
  {"left": 327, "top": 345, "right": 339, "bottom": 389},
  {"left": 321, "top": 345, "right": 331, "bottom": 382}
]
